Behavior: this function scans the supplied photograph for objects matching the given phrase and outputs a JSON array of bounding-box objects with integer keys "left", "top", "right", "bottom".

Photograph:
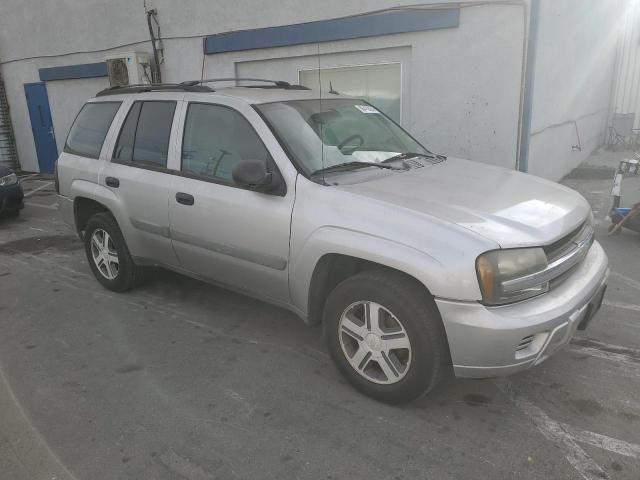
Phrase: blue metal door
[{"left": 24, "top": 82, "right": 58, "bottom": 173}]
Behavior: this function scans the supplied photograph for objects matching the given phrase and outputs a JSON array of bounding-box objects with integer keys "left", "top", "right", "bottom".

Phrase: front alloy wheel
[
  {"left": 339, "top": 301, "right": 411, "bottom": 384},
  {"left": 323, "top": 270, "right": 450, "bottom": 404}
]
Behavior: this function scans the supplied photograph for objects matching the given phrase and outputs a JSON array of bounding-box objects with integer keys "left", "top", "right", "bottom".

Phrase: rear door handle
[
  {"left": 105, "top": 177, "right": 119, "bottom": 188},
  {"left": 175, "top": 192, "right": 195, "bottom": 206}
]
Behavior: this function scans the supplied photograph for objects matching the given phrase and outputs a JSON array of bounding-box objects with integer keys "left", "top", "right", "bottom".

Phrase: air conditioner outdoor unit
[{"left": 105, "top": 52, "right": 151, "bottom": 87}]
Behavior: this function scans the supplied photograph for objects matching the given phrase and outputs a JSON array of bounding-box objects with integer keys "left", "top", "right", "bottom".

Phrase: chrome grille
[
  {"left": 545, "top": 221, "right": 594, "bottom": 288},
  {"left": 548, "top": 264, "right": 579, "bottom": 289},
  {"left": 502, "top": 220, "right": 594, "bottom": 293},
  {"left": 544, "top": 221, "right": 587, "bottom": 262}
]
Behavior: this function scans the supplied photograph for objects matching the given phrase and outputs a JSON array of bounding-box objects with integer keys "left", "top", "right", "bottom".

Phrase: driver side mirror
[{"left": 232, "top": 160, "right": 275, "bottom": 193}]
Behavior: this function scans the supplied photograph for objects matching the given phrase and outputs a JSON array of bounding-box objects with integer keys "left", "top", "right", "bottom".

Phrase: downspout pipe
[{"left": 517, "top": 0, "right": 541, "bottom": 173}]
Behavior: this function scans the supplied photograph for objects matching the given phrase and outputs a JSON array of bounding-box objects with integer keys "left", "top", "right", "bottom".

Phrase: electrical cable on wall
[
  {"left": 151, "top": 10, "right": 164, "bottom": 65},
  {"left": 144, "top": 0, "right": 163, "bottom": 83}
]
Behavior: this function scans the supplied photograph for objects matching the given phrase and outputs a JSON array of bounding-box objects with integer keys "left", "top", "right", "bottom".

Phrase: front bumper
[
  {"left": 0, "top": 183, "right": 24, "bottom": 212},
  {"left": 436, "top": 240, "right": 609, "bottom": 378}
]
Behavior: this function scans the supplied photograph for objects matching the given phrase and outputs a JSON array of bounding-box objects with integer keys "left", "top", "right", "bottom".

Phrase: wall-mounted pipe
[{"left": 517, "top": 0, "right": 540, "bottom": 173}]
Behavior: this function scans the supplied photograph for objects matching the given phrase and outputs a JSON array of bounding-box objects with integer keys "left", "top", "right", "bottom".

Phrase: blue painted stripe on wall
[
  {"left": 39, "top": 62, "right": 108, "bottom": 81},
  {"left": 204, "top": 8, "right": 460, "bottom": 54}
]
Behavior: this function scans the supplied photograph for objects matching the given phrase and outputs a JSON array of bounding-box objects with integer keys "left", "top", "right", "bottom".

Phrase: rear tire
[
  {"left": 84, "top": 212, "right": 139, "bottom": 292},
  {"left": 323, "top": 270, "right": 450, "bottom": 404}
]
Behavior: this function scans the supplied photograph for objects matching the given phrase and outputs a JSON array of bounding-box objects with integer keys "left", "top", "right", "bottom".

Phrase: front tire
[
  {"left": 84, "top": 212, "right": 138, "bottom": 292},
  {"left": 323, "top": 270, "right": 450, "bottom": 404}
]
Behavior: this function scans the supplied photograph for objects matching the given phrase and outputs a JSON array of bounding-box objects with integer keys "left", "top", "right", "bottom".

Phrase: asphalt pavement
[{"left": 0, "top": 154, "right": 639, "bottom": 480}]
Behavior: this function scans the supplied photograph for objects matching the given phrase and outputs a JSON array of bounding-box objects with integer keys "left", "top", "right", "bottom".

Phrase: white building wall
[
  {"left": 0, "top": 0, "right": 526, "bottom": 173},
  {"left": 213, "top": 4, "right": 525, "bottom": 169},
  {"left": 0, "top": 0, "right": 628, "bottom": 179},
  {"left": 1, "top": 54, "right": 117, "bottom": 172},
  {"left": 610, "top": 0, "right": 640, "bottom": 126},
  {"left": 527, "top": 0, "right": 626, "bottom": 180}
]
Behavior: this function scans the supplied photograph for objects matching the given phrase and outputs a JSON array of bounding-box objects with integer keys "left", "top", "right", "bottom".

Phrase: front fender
[{"left": 289, "top": 226, "right": 483, "bottom": 316}]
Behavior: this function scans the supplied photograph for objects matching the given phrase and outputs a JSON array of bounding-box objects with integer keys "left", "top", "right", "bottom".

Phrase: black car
[{"left": 0, "top": 166, "right": 24, "bottom": 217}]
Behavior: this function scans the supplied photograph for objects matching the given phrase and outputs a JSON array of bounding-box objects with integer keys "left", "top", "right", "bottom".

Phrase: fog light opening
[{"left": 515, "top": 332, "right": 549, "bottom": 360}]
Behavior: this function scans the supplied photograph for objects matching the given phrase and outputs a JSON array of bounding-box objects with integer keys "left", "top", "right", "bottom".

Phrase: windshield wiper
[
  {"left": 382, "top": 152, "right": 447, "bottom": 164},
  {"left": 311, "top": 161, "right": 402, "bottom": 177}
]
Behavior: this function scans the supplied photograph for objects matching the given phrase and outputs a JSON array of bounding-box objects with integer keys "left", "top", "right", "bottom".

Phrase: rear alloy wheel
[
  {"left": 90, "top": 229, "right": 120, "bottom": 280},
  {"left": 84, "top": 213, "right": 138, "bottom": 292},
  {"left": 323, "top": 270, "right": 450, "bottom": 404}
]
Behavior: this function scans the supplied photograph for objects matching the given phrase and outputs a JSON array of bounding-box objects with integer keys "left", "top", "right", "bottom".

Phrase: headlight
[
  {"left": 0, "top": 173, "right": 18, "bottom": 187},
  {"left": 476, "top": 248, "right": 549, "bottom": 306}
]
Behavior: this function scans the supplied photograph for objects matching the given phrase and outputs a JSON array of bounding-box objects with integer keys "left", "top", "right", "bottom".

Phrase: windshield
[{"left": 256, "top": 99, "right": 431, "bottom": 176}]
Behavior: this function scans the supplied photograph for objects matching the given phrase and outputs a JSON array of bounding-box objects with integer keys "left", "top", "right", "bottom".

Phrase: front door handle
[
  {"left": 105, "top": 177, "right": 119, "bottom": 188},
  {"left": 175, "top": 192, "right": 195, "bottom": 206}
]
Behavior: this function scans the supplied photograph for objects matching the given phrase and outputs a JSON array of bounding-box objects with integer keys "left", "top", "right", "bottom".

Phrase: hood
[{"left": 337, "top": 157, "right": 590, "bottom": 248}]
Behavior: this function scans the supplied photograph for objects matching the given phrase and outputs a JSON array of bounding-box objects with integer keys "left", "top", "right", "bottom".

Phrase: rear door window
[
  {"left": 112, "top": 101, "right": 176, "bottom": 168},
  {"left": 112, "top": 102, "right": 141, "bottom": 162},
  {"left": 65, "top": 102, "right": 121, "bottom": 158}
]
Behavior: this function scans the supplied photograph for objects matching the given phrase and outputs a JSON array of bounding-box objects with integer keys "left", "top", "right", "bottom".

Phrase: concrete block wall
[
  {"left": 0, "top": 0, "right": 629, "bottom": 180},
  {"left": 210, "top": 4, "right": 526, "bottom": 170},
  {"left": 0, "top": 0, "right": 527, "bottom": 173},
  {"left": 527, "top": 0, "right": 626, "bottom": 180},
  {"left": 610, "top": 0, "right": 640, "bottom": 128}
]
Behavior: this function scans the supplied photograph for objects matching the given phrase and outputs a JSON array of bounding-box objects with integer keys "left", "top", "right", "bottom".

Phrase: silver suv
[{"left": 57, "top": 79, "right": 609, "bottom": 403}]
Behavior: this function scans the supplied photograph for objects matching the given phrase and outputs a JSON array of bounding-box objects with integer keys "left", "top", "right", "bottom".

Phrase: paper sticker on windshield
[{"left": 355, "top": 105, "right": 380, "bottom": 114}]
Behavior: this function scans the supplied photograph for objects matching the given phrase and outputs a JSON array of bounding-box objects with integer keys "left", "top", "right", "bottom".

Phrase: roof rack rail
[
  {"left": 96, "top": 83, "right": 213, "bottom": 97},
  {"left": 181, "top": 78, "right": 310, "bottom": 90}
]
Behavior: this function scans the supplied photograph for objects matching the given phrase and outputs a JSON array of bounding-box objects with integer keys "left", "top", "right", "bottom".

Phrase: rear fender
[{"left": 70, "top": 180, "right": 130, "bottom": 238}]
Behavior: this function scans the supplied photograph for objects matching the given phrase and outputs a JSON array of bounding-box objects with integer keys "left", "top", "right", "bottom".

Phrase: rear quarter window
[{"left": 64, "top": 102, "right": 121, "bottom": 159}]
